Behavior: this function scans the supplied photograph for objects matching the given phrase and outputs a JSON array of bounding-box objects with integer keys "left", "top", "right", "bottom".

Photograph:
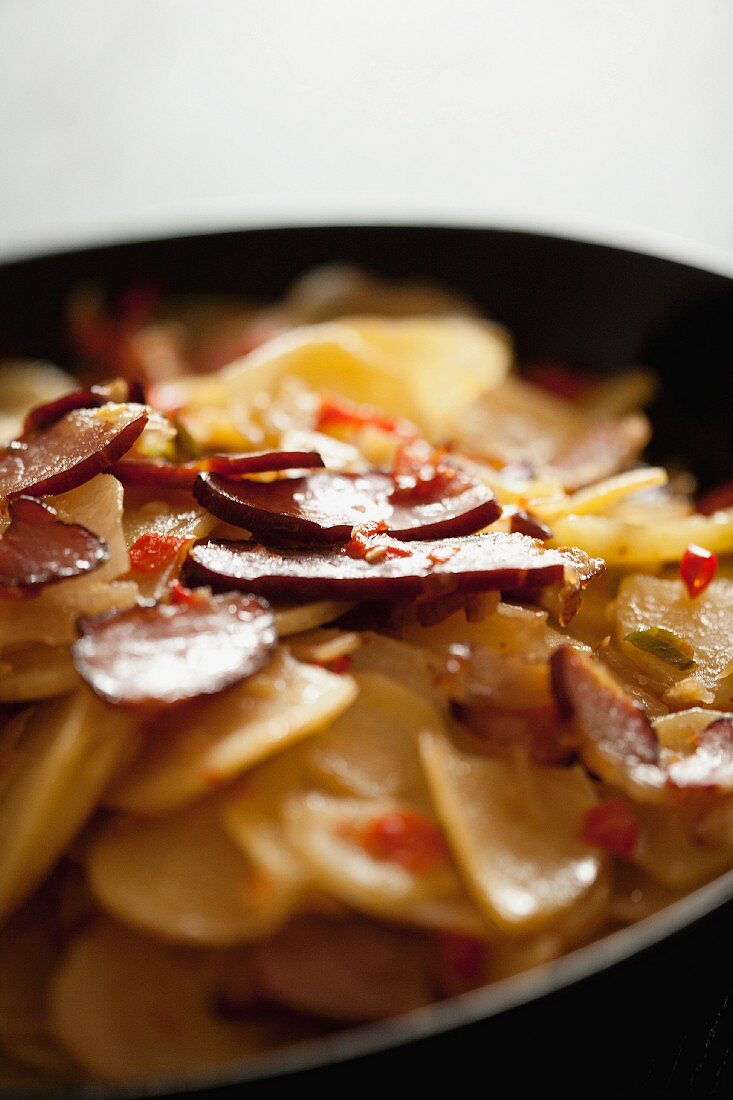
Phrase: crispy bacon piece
[
  {"left": 667, "top": 717, "right": 733, "bottom": 792},
  {"left": 22, "top": 380, "right": 144, "bottom": 434},
  {"left": 193, "top": 469, "right": 501, "bottom": 544},
  {"left": 112, "top": 450, "right": 325, "bottom": 492},
  {"left": 249, "top": 914, "right": 432, "bottom": 1021},
  {"left": 72, "top": 591, "right": 276, "bottom": 708},
  {"left": 549, "top": 415, "right": 650, "bottom": 491},
  {"left": 0, "top": 497, "right": 109, "bottom": 594},
  {"left": 0, "top": 404, "right": 147, "bottom": 500},
  {"left": 509, "top": 509, "right": 553, "bottom": 541},
  {"left": 184, "top": 532, "right": 604, "bottom": 603},
  {"left": 550, "top": 647, "right": 663, "bottom": 799}
]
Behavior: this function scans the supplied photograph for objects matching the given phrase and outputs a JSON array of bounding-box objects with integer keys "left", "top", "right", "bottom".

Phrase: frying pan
[{"left": 1, "top": 225, "right": 732, "bottom": 1098}]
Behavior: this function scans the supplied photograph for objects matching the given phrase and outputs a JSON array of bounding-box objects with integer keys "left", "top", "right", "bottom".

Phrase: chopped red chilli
[
  {"left": 128, "top": 532, "right": 187, "bottom": 573},
  {"left": 680, "top": 544, "right": 718, "bottom": 599},
  {"left": 581, "top": 799, "right": 639, "bottom": 859},
  {"left": 360, "top": 810, "right": 449, "bottom": 873}
]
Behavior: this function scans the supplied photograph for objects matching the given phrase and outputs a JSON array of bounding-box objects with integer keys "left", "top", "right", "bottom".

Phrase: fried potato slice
[
  {"left": 420, "top": 733, "right": 603, "bottom": 933},
  {"left": 106, "top": 648, "right": 357, "bottom": 814},
  {"left": 49, "top": 920, "right": 270, "bottom": 1081},
  {"left": 87, "top": 799, "right": 285, "bottom": 946},
  {"left": 0, "top": 689, "right": 139, "bottom": 920},
  {"left": 0, "top": 644, "right": 79, "bottom": 702}
]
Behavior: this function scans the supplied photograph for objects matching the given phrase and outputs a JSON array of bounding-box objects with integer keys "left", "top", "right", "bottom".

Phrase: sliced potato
[
  {"left": 284, "top": 792, "right": 485, "bottom": 935},
  {"left": 87, "top": 799, "right": 287, "bottom": 947},
  {"left": 616, "top": 575, "right": 733, "bottom": 703},
  {"left": 304, "top": 672, "right": 439, "bottom": 805},
  {"left": 0, "top": 688, "right": 140, "bottom": 920},
  {"left": 184, "top": 316, "right": 510, "bottom": 442},
  {"left": 0, "top": 644, "right": 78, "bottom": 702},
  {"left": 551, "top": 510, "right": 733, "bottom": 566},
  {"left": 611, "top": 862, "right": 686, "bottom": 924},
  {"left": 273, "top": 600, "right": 353, "bottom": 637},
  {"left": 107, "top": 648, "right": 357, "bottom": 814},
  {"left": 536, "top": 466, "right": 668, "bottom": 521},
  {"left": 420, "top": 733, "right": 603, "bottom": 933},
  {"left": 632, "top": 802, "right": 732, "bottom": 889},
  {"left": 49, "top": 920, "right": 269, "bottom": 1081},
  {"left": 122, "top": 498, "right": 216, "bottom": 600}
]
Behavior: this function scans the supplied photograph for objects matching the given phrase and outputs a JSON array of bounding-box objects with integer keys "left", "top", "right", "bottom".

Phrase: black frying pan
[{"left": 1, "top": 226, "right": 732, "bottom": 1099}]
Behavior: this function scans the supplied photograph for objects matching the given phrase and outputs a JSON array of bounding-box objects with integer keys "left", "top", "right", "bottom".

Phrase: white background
[{"left": 1, "top": 0, "right": 732, "bottom": 270}]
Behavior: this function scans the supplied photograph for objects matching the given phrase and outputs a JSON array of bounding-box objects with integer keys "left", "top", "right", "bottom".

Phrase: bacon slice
[
  {"left": 72, "top": 591, "right": 277, "bottom": 708},
  {"left": 112, "top": 450, "right": 325, "bottom": 492},
  {"left": 0, "top": 404, "right": 148, "bottom": 501},
  {"left": 550, "top": 646, "right": 664, "bottom": 800},
  {"left": 184, "top": 532, "right": 604, "bottom": 603},
  {"left": 0, "top": 497, "right": 110, "bottom": 594},
  {"left": 193, "top": 469, "right": 501, "bottom": 543},
  {"left": 22, "top": 380, "right": 145, "bottom": 434},
  {"left": 667, "top": 717, "right": 733, "bottom": 792}
]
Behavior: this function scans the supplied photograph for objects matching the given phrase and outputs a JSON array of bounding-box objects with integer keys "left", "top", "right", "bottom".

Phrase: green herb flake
[{"left": 623, "top": 627, "right": 696, "bottom": 671}]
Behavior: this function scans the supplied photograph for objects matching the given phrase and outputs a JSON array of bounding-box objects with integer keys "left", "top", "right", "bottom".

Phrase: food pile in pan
[{"left": 2, "top": 266, "right": 733, "bottom": 1089}]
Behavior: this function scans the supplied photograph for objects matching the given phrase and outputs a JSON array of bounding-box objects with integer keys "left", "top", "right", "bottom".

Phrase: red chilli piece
[
  {"left": 360, "top": 810, "right": 449, "bottom": 873},
  {"left": 183, "top": 532, "right": 604, "bottom": 603},
  {"left": 344, "top": 520, "right": 413, "bottom": 563},
  {"left": 0, "top": 497, "right": 109, "bottom": 595},
  {"left": 315, "top": 395, "right": 417, "bottom": 439},
  {"left": 680, "top": 544, "right": 718, "bottom": 599},
  {"left": 581, "top": 799, "right": 639, "bottom": 859},
  {"left": 509, "top": 508, "right": 553, "bottom": 542},
  {"left": 193, "top": 469, "right": 501, "bottom": 544},
  {"left": 72, "top": 591, "right": 277, "bottom": 708},
  {"left": 0, "top": 404, "right": 148, "bottom": 501},
  {"left": 128, "top": 532, "right": 187, "bottom": 574}
]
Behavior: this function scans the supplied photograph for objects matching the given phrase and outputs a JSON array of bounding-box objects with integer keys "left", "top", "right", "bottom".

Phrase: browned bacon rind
[
  {"left": 72, "top": 591, "right": 277, "bottom": 708},
  {"left": 0, "top": 497, "right": 110, "bottom": 595},
  {"left": 0, "top": 404, "right": 148, "bottom": 500},
  {"left": 22, "top": 380, "right": 145, "bottom": 434},
  {"left": 183, "top": 532, "right": 604, "bottom": 604},
  {"left": 193, "top": 469, "right": 501, "bottom": 544},
  {"left": 550, "top": 646, "right": 664, "bottom": 798},
  {"left": 112, "top": 450, "right": 325, "bottom": 491}
]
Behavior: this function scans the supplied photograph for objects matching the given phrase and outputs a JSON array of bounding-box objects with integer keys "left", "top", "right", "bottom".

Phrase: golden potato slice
[
  {"left": 122, "top": 498, "right": 216, "bottom": 600},
  {"left": 0, "top": 644, "right": 78, "bottom": 702},
  {"left": 303, "top": 672, "right": 438, "bottom": 805},
  {"left": 610, "top": 862, "right": 685, "bottom": 924},
  {"left": 0, "top": 689, "right": 139, "bottom": 921},
  {"left": 0, "top": 475, "right": 137, "bottom": 650},
  {"left": 273, "top": 600, "right": 353, "bottom": 637},
  {"left": 49, "top": 920, "right": 269, "bottom": 1081},
  {"left": 87, "top": 800, "right": 285, "bottom": 946},
  {"left": 536, "top": 466, "right": 668, "bottom": 521},
  {"left": 420, "top": 733, "right": 603, "bottom": 933},
  {"left": 200, "top": 316, "right": 509, "bottom": 442},
  {"left": 551, "top": 511, "right": 733, "bottom": 566},
  {"left": 222, "top": 746, "right": 317, "bottom": 916},
  {"left": 107, "top": 648, "right": 357, "bottom": 814},
  {"left": 632, "top": 802, "right": 732, "bottom": 889},
  {"left": 616, "top": 575, "right": 733, "bottom": 703},
  {"left": 348, "top": 632, "right": 443, "bottom": 705},
  {"left": 283, "top": 792, "right": 485, "bottom": 936}
]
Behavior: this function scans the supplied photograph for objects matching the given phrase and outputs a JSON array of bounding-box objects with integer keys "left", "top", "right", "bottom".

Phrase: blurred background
[{"left": 1, "top": 0, "right": 732, "bottom": 269}]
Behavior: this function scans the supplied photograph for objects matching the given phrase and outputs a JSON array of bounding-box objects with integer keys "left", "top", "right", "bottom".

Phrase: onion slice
[
  {"left": 0, "top": 497, "right": 109, "bottom": 593},
  {"left": 72, "top": 591, "right": 277, "bottom": 708},
  {"left": 193, "top": 469, "right": 500, "bottom": 543},
  {"left": 184, "top": 532, "right": 604, "bottom": 603}
]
